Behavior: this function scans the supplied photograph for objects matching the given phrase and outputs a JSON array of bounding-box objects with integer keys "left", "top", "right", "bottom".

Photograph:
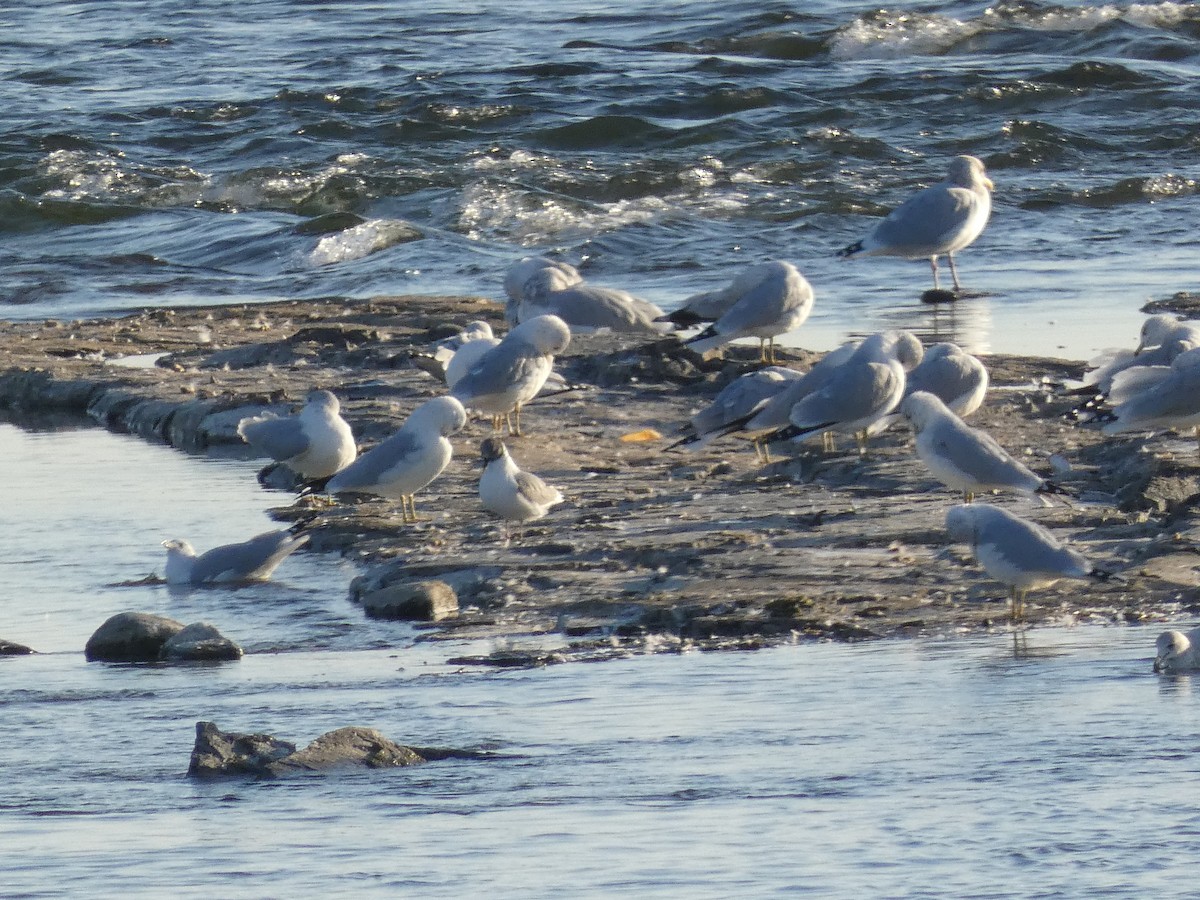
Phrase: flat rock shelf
[{"left": 1, "top": 295, "right": 1197, "bottom": 661}]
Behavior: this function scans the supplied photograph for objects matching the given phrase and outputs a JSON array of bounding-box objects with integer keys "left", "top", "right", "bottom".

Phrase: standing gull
[
  {"left": 237, "top": 389, "right": 357, "bottom": 481},
  {"left": 325, "top": 396, "right": 467, "bottom": 523},
  {"left": 837, "top": 155, "right": 993, "bottom": 294},
  {"left": 901, "top": 391, "right": 1072, "bottom": 503},
  {"left": 902, "top": 342, "right": 988, "bottom": 418},
  {"left": 162, "top": 529, "right": 309, "bottom": 586},
  {"left": 451, "top": 314, "right": 571, "bottom": 436},
  {"left": 945, "top": 503, "right": 1109, "bottom": 621},
  {"left": 478, "top": 437, "right": 564, "bottom": 540},
  {"left": 670, "top": 366, "right": 802, "bottom": 458},
  {"left": 684, "top": 261, "right": 815, "bottom": 364}
]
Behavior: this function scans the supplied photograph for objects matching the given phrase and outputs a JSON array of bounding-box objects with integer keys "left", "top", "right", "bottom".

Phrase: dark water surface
[{"left": 1, "top": 1, "right": 1199, "bottom": 355}]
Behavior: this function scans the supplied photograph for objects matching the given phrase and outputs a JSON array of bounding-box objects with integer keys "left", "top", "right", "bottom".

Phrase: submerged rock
[
  {"left": 85, "top": 612, "right": 185, "bottom": 662},
  {"left": 188, "top": 721, "right": 486, "bottom": 778},
  {"left": 359, "top": 579, "right": 459, "bottom": 621},
  {"left": 0, "top": 639, "right": 34, "bottom": 655},
  {"left": 160, "top": 622, "right": 243, "bottom": 662}
]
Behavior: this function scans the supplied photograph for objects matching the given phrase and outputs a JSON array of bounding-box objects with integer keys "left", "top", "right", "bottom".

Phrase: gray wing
[
  {"left": 326, "top": 428, "right": 422, "bottom": 493},
  {"left": 1112, "top": 364, "right": 1200, "bottom": 427},
  {"left": 928, "top": 418, "right": 1040, "bottom": 489},
  {"left": 692, "top": 369, "right": 796, "bottom": 435},
  {"left": 239, "top": 414, "right": 311, "bottom": 462},
  {"left": 451, "top": 342, "right": 542, "bottom": 403},
  {"left": 789, "top": 362, "right": 900, "bottom": 429},
  {"left": 984, "top": 515, "right": 1090, "bottom": 580},
  {"left": 541, "top": 284, "right": 664, "bottom": 333},
  {"left": 870, "top": 184, "right": 975, "bottom": 253},
  {"left": 712, "top": 265, "right": 812, "bottom": 336},
  {"left": 907, "top": 352, "right": 978, "bottom": 400},
  {"left": 515, "top": 470, "right": 562, "bottom": 506},
  {"left": 191, "top": 531, "right": 307, "bottom": 583}
]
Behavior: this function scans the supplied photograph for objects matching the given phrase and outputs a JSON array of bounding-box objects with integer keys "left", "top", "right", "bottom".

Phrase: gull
[
  {"left": 451, "top": 314, "right": 571, "bottom": 436},
  {"left": 669, "top": 366, "right": 802, "bottom": 458},
  {"left": 504, "top": 256, "right": 581, "bottom": 308},
  {"left": 237, "top": 389, "right": 357, "bottom": 481},
  {"left": 325, "top": 396, "right": 467, "bottom": 522},
  {"left": 1154, "top": 627, "right": 1200, "bottom": 673},
  {"left": 683, "top": 261, "right": 815, "bottom": 364},
  {"left": 163, "top": 529, "right": 309, "bottom": 586},
  {"left": 478, "top": 437, "right": 564, "bottom": 540},
  {"left": 1070, "top": 314, "right": 1200, "bottom": 403},
  {"left": 777, "top": 330, "right": 924, "bottom": 454},
  {"left": 945, "top": 502, "right": 1109, "bottom": 621},
  {"left": 901, "top": 391, "right": 1073, "bottom": 503},
  {"left": 837, "top": 155, "right": 993, "bottom": 294},
  {"left": 1101, "top": 346, "right": 1200, "bottom": 453},
  {"left": 515, "top": 266, "right": 669, "bottom": 335},
  {"left": 663, "top": 259, "right": 796, "bottom": 327},
  {"left": 903, "top": 342, "right": 988, "bottom": 418}
]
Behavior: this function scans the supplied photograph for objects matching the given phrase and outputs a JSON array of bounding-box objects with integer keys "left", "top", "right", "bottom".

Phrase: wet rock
[
  {"left": 1142, "top": 291, "right": 1200, "bottom": 318},
  {"left": 85, "top": 612, "right": 185, "bottom": 662},
  {"left": 0, "top": 639, "right": 33, "bottom": 655},
  {"left": 446, "top": 648, "right": 566, "bottom": 668},
  {"left": 359, "top": 579, "right": 458, "bottom": 621},
  {"left": 188, "top": 721, "right": 446, "bottom": 777},
  {"left": 160, "top": 622, "right": 243, "bottom": 662}
]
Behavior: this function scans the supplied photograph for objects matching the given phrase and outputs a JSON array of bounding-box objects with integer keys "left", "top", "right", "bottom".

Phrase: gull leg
[
  {"left": 490, "top": 414, "right": 504, "bottom": 432},
  {"left": 511, "top": 403, "right": 523, "bottom": 437},
  {"left": 822, "top": 431, "right": 835, "bottom": 453},
  {"left": 947, "top": 253, "right": 963, "bottom": 292},
  {"left": 929, "top": 256, "right": 940, "bottom": 291},
  {"left": 855, "top": 430, "right": 869, "bottom": 456},
  {"left": 759, "top": 339, "right": 769, "bottom": 364},
  {"left": 1009, "top": 586, "right": 1027, "bottom": 623},
  {"left": 963, "top": 491, "right": 975, "bottom": 503}
]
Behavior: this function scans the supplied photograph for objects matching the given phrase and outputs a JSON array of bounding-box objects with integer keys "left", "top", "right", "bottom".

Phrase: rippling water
[
  {"left": 2, "top": 1, "right": 1199, "bottom": 356},
  {"left": 1, "top": 423, "right": 1198, "bottom": 896}
]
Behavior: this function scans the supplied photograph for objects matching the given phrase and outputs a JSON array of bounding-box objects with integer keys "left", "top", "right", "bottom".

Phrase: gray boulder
[
  {"left": 359, "top": 579, "right": 458, "bottom": 621},
  {"left": 160, "top": 622, "right": 243, "bottom": 662},
  {"left": 85, "top": 612, "right": 184, "bottom": 662}
]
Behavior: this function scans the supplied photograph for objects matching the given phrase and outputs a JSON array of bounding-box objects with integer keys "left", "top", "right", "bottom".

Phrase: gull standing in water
[
  {"left": 901, "top": 391, "right": 1072, "bottom": 503},
  {"left": 945, "top": 503, "right": 1109, "bottom": 622},
  {"left": 324, "top": 396, "right": 467, "bottom": 523},
  {"left": 837, "top": 155, "right": 993, "bottom": 295},
  {"left": 162, "top": 529, "right": 309, "bottom": 586},
  {"left": 478, "top": 437, "right": 564, "bottom": 540},
  {"left": 237, "top": 389, "right": 357, "bottom": 481},
  {"left": 451, "top": 314, "right": 571, "bottom": 436},
  {"left": 684, "top": 261, "right": 815, "bottom": 364}
]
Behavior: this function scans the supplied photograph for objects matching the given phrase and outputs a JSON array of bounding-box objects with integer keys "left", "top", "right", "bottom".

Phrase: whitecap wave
[{"left": 308, "top": 219, "right": 422, "bottom": 266}]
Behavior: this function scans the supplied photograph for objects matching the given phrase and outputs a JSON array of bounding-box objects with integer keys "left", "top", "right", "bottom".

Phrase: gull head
[
  {"left": 887, "top": 330, "right": 925, "bottom": 371},
  {"left": 510, "top": 314, "right": 572, "bottom": 355},
  {"left": 409, "top": 395, "right": 469, "bottom": 437},
  {"left": 944, "top": 505, "right": 979, "bottom": 544},
  {"left": 504, "top": 256, "right": 581, "bottom": 303},
  {"left": 1154, "top": 630, "right": 1192, "bottom": 673},
  {"left": 305, "top": 389, "right": 341, "bottom": 412},
  {"left": 479, "top": 436, "right": 508, "bottom": 465},
  {"left": 900, "top": 390, "right": 948, "bottom": 432},
  {"left": 948, "top": 155, "right": 992, "bottom": 191},
  {"left": 1136, "top": 314, "right": 1180, "bottom": 354},
  {"left": 161, "top": 538, "right": 196, "bottom": 556}
]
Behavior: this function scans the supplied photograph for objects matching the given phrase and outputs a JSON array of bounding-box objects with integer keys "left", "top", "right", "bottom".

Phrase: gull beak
[
  {"left": 1153, "top": 656, "right": 1165, "bottom": 673},
  {"left": 982, "top": 176, "right": 994, "bottom": 191}
]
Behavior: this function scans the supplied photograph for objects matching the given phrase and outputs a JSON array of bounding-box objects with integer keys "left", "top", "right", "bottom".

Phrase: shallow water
[
  {"left": 1, "top": 1, "right": 1199, "bottom": 358},
  {"left": 1, "top": 424, "right": 1198, "bottom": 897}
]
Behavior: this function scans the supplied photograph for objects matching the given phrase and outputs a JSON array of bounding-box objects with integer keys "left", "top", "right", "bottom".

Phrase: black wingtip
[
  {"left": 684, "top": 323, "right": 718, "bottom": 347},
  {"left": 658, "top": 309, "right": 710, "bottom": 328},
  {"left": 836, "top": 240, "right": 864, "bottom": 259},
  {"left": 1036, "top": 481, "right": 1079, "bottom": 499}
]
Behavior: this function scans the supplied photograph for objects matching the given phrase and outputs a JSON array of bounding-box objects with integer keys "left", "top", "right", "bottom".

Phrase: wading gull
[
  {"left": 478, "top": 437, "right": 564, "bottom": 540},
  {"left": 837, "top": 155, "right": 993, "bottom": 294},
  {"left": 451, "top": 314, "right": 571, "bottom": 436},
  {"left": 1154, "top": 627, "right": 1200, "bottom": 673},
  {"left": 945, "top": 503, "right": 1109, "bottom": 621},
  {"left": 684, "top": 261, "right": 815, "bottom": 364},
  {"left": 163, "top": 529, "right": 309, "bottom": 586},
  {"left": 325, "top": 396, "right": 467, "bottom": 523},
  {"left": 901, "top": 391, "right": 1072, "bottom": 503},
  {"left": 237, "top": 389, "right": 357, "bottom": 481}
]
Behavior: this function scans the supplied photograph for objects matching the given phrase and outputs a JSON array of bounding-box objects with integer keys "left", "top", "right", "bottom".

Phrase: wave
[{"left": 308, "top": 218, "right": 423, "bottom": 266}]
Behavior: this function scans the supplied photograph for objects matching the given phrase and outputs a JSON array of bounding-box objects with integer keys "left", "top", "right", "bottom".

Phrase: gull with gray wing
[{"left": 163, "top": 529, "right": 309, "bottom": 586}]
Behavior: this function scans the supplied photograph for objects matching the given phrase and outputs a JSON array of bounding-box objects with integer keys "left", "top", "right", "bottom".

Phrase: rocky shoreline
[{"left": 2, "top": 294, "right": 1199, "bottom": 662}]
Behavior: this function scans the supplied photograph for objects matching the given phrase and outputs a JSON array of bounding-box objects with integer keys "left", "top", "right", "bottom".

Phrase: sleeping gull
[
  {"left": 1154, "top": 627, "right": 1200, "bottom": 673},
  {"left": 478, "top": 437, "right": 564, "bottom": 540},
  {"left": 669, "top": 365, "right": 802, "bottom": 458},
  {"left": 903, "top": 342, "right": 988, "bottom": 418},
  {"left": 901, "top": 391, "right": 1073, "bottom": 503},
  {"left": 451, "top": 313, "right": 571, "bottom": 435},
  {"left": 945, "top": 502, "right": 1109, "bottom": 621},
  {"left": 683, "top": 261, "right": 815, "bottom": 363},
  {"left": 325, "top": 396, "right": 467, "bottom": 522},
  {"left": 1101, "top": 346, "right": 1200, "bottom": 453},
  {"left": 777, "top": 330, "right": 924, "bottom": 454},
  {"left": 237, "top": 389, "right": 357, "bottom": 481},
  {"left": 837, "top": 155, "right": 993, "bottom": 295},
  {"left": 163, "top": 529, "right": 309, "bottom": 586},
  {"left": 504, "top": 256, "right": 581, "bottom": 312},
  {"left": 515, "top": 267, "right": 669, "bottom": 335}
]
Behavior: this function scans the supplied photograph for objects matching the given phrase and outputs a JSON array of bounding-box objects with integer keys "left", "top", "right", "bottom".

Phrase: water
[
  {"left": 1, "top": 1, "right": 1199, "bottom": 357},
  {"left": 2, "top": 423, "right": 1198, "bottom": 897}
]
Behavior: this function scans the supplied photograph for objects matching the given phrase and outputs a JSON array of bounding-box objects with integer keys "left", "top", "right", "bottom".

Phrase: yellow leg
[
  {"left": 963, "top": 491, "right": 975, "bottom": 503},
  {"left": 822, "top": 431, "right": 835, "bottom": 453},
  {"left": 855, "top": 430, "right": 869, "bottom": 456},
  {"left": 510, "top": 404, "right": 522, "bottom": 437},
  {"left": 1009, "top": 586, "right": 1027, "bottom": 622}
]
